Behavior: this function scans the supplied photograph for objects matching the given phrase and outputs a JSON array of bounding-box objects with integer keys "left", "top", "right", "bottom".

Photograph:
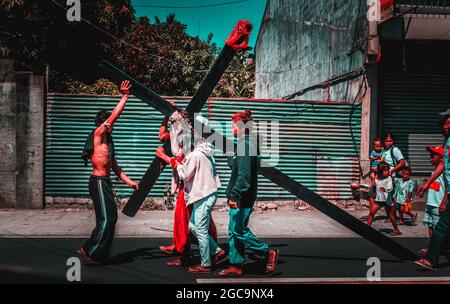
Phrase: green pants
[
  {"left": 83, "top": 175, "right": 117, "bottom": 259},
  {"left": 228, "top": 207, "right": 269, "bottom": 266},
  {"left": 189, "top": 193, "right": 221, "bottom": 267},
  {"left": 427, "top": 197, "right": 450, "bottom": 266}
]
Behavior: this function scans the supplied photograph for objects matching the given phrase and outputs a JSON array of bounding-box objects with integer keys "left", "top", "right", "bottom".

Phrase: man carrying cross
[
  {"left": 100, "top": 18, "right": 420, "bottom": 267},
  {"left": 157, "top": 110, "right": 219, "bottom": 267},
  {"left": 78, "top": 80, "right": 139, "bottom": 264},
  {"left": 217, "top": 109, "right": 278, "bottom": 277},
  {"left": 156, "top": 123, "right": 227, "bottom": 273}
]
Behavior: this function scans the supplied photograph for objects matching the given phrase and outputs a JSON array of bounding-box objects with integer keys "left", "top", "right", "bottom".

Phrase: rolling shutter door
[{"left": 381, "top": 41, "right": 450, "bottom": 176}]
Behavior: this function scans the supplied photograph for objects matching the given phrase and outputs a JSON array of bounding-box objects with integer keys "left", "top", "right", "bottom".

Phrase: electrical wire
[
  {"left": 133, "top": 0, "right": 252, "bottom": 9},
  {"left": 281, "top": 66, "right": 365, "bottom": 100}
]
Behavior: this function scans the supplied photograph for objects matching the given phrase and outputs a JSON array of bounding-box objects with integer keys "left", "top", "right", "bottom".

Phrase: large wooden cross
[{"left": 100, "top": 21, "right": 418, "bottom": 261}]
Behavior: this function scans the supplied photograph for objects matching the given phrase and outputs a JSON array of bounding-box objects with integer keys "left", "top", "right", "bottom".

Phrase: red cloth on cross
[
  {"left": 225, "top": 20, "right": 252, "bottom": 51},
  {"left": 172, "top": 185, "right": 218, "bottom": 254},
  {"left": 173, "top": 188, "right": 189, "bottom": 254}
]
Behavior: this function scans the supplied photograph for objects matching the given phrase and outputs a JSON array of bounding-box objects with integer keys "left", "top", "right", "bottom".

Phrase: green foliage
[
  {"left": 0, "top": 0, "right": 24, "bottom": 11},
  {"left": 107, "top": 15, "right": 217, "bottom": 96},
  {"left": 107, "top": 15, "right": 255, "bottom": 98},
  {"left": 64, "top": 78, "right": 119, "bottom": 95},
  {"left": 1, "top": 1, "right": 255, "bottom": 97},
  {"left": 0, "top": 0, "right": 134, "bottom": 88},
  {"left": 214, "top": 56, "right": 255, "bottom": 98}
]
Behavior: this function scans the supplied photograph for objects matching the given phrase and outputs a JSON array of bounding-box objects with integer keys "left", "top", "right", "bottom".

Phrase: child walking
[
  {"left": 367, "top": 162, "right": 402, "bottom": 236},
  {"left": 393, "top": 167, "right": 417, "bottom": 225},
  {"left": 360, "top": 138, "right": 383, "bottom": 222}
]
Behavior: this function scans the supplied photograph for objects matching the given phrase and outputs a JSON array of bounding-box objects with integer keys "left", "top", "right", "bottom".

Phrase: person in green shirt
[
  {"left": 393, "top": 167, "right": 417, "bottom": 225},
  {"left": 415, "top": 109, "right": 450, "bottom": 270},
  {"left": 217, "top": 109, "right": 278, "bottom": 277}
]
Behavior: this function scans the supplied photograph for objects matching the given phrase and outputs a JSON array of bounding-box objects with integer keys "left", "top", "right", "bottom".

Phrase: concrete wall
[
  {"left": 0, "top": 59, "right": 17, "bottom": 208},
  {"left": 15, "top": 72, "right": 44, "bottom": 209},
  {"left": 0, "top": 59, "right": 44, "bottom": 209},
  {"left": 255, "top": 0, "right": 367, "bottom": 101}
]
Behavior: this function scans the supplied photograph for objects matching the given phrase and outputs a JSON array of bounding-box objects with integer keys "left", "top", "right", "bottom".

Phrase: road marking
[{"left": 197, "top": 277, "right": 450, "bottom": 284}]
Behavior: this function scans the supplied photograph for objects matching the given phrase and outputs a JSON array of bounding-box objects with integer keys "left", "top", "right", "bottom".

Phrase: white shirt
[
  {"left": 176, "top": 143, "right": 221, "bottom": 206},
  {"left": 375, "top": 176, "right": 393, "bottom": 204}
]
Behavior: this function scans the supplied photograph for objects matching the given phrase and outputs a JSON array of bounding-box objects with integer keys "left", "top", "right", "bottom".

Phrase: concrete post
[
  {"left": 16, "top": 72, "right": 45, "bottom": 209},
  {"left": 360, "top": 65, "right": 379, "bottom": 184},
  {"left": 0, "top": 59, "right": 17, "bottom": 208},
  {"left": 360, "top": 77, "right": 372, "bottom": 182},
  {"left": 360, "top": 20, "right": 380, "bottom": 184}
]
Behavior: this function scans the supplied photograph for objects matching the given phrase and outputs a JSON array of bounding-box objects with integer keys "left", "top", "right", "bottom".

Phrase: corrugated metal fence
[{"left": 46, "top": 94, "right": 361, "bottom": 200}]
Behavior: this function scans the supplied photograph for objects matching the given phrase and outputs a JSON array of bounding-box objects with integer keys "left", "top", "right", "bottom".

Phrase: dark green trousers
[
  {"left": 228, "top": 207, "right": 269, "bottom": 265},
  {"left": 427, "top": 196, "right": 450, "bottom": 266},
  {"left": 82, "top": 175, "right": 117, "bottom": 259}
]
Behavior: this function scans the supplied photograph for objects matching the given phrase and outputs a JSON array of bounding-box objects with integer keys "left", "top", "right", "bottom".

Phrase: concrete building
[{"left": 256, "top": 0, "right": 450, "bottom": 183}]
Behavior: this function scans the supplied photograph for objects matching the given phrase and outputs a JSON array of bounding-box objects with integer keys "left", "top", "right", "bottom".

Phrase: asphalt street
[{"left": 1, "top": 237, "right": 450, "bottom": 284}]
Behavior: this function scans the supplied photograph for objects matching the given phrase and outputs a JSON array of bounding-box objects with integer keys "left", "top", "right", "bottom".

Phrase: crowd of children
[{"left": 363, "top": 132, "right": 447, "bottom": 249}]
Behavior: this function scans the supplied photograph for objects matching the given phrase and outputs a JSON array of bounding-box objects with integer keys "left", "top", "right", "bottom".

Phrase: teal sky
[{"left": 132, "top": 0, "right": 267, "bottom": 50}]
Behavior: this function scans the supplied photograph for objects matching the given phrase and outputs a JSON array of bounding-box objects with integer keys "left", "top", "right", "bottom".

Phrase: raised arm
[
  {"left": 106, "top": 80, "right": 132, "bottom": 126},
  {"left": 112, "top": 158, "right": 139, "bottom": 190}
]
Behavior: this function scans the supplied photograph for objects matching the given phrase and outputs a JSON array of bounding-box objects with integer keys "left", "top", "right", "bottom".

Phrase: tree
[
  {"left": 0, "top": 0, "right": 134, "bottom": 91},
  {"left": 106, "top": 14, "right": 215, "bottom": 96},
  {"left": 1, "top": 1, "right": 255, "bottom": 97},
  {"left": 213, "top": 53, "right": 255, "bottom": 98},
  {"left": 106, "top": 14, "right": 255, "bottom": 97}
]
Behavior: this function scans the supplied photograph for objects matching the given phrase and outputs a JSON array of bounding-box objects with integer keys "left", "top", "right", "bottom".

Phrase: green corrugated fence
[{"left": 46, "top": 95, "right": 361, "bottom": 200}]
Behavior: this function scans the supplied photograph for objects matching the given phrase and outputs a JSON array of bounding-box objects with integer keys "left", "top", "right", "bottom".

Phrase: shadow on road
[{"left": 86, "top": 247, "right": 169, "bottom": 267}]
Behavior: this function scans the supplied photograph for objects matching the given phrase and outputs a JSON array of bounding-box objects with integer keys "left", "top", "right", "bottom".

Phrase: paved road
[
  {"left": 1, "top": 237, "right": 450, "bottom": 284},
  {"left": 0, "top": 209, "right": 430, "bottom": 238}
]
